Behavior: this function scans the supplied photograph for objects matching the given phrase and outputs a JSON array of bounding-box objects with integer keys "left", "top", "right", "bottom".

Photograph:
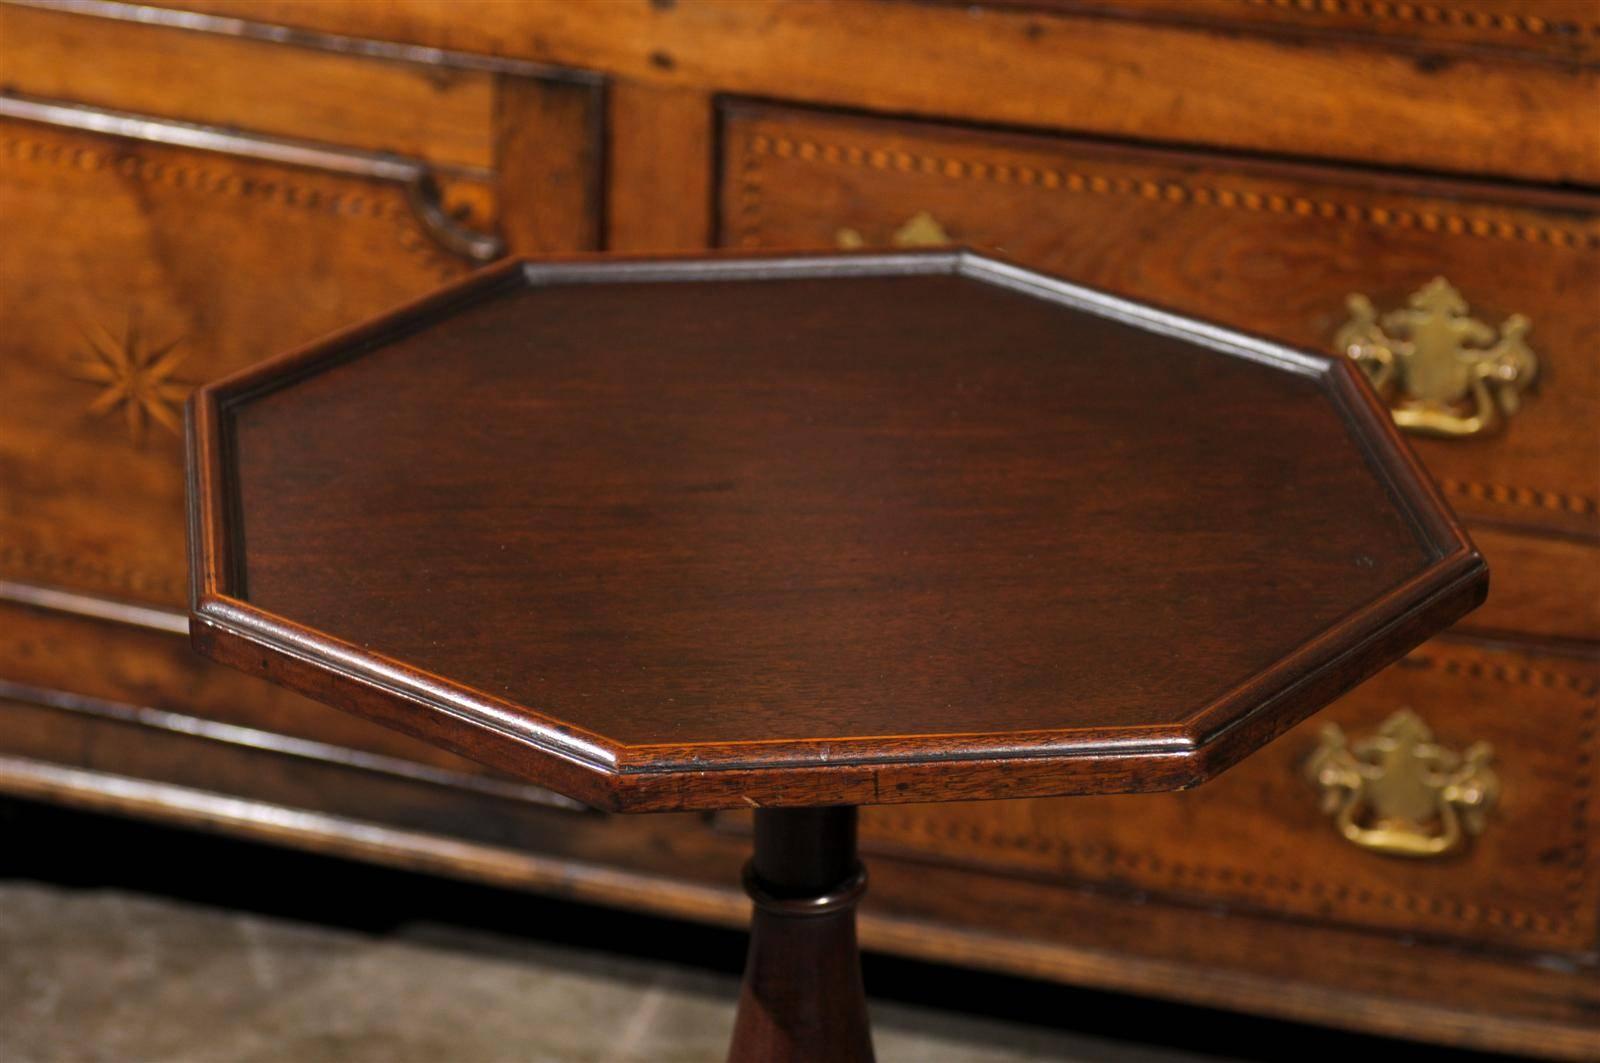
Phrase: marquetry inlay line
[
  {"left": 0, "top": 132, "right": 470, "bottom": 279},
  {"left": 1440, "top": 479, "right": 1598, "bottom": 519},
  {"left": 867, "top": 648, "right": 1597, "bottom": 937},
  {"left": 1418, "top": 653, "right": 1600, "bottom": 700},
  {"left": 1238, "top": 0, "right": 1600, "bottom": 39},
  {"left": 733, "top": 126, "right": 768, "bottom": 254},
  {"left": 0, "top": 542, "right": 179, "bottom": 603},
  {"left": 1568, "top": 696, "right": 1597, "bottom": 929},
  {"left": 738, "top": 131, "right": 1599, "bottom": 250},
  {"left": 1408, "top": 657, "right": 1600, "bottom": 933}
]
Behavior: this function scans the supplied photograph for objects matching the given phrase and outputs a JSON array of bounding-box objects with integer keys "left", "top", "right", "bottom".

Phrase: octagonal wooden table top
[{"left": 187, "top": 252, "right": 1484, "bottom": 811}]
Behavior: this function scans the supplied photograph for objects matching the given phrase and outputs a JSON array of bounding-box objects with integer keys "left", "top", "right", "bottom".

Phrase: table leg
[{"left": 727, "top": 806, "right": 874, "bottom": 1063}]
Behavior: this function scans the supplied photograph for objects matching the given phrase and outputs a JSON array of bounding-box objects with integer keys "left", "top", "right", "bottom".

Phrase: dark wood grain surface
[
  {"left": 9, "top": 3, "right": 1590, "bottom": 1052},
  {"left": 188, "top": 251, "right": 1484, "bottom": 811}
]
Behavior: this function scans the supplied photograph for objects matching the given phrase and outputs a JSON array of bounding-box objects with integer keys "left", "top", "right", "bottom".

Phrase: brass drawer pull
[
  {"left": 1305, "top": 709, "right": 1498, "bottom": 858},
  {"left": 836, "top": 211, "right": 953, "bottom": 249},
  {"left": 1333, "top": 277, "right": 1537, "bottom": 438}
]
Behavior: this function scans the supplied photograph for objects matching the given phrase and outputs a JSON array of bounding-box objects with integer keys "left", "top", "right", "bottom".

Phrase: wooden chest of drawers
[{"left": 2, "top": 2, "right": 1596, "bottom": 1056}]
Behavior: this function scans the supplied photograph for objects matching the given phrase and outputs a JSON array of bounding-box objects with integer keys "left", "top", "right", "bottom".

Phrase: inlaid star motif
[{"left": 69, "top": 312, "right": 191, "bottom": 444}]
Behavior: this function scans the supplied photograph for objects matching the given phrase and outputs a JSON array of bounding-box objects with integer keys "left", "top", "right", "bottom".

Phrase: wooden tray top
[{"left": 186, "top": 252, "right": 1485, "bottom": 811}]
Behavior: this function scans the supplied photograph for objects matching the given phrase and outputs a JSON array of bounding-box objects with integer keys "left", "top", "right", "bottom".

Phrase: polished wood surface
[
  {"left": 187, "top": 251, "right": 1484, "bottom": 810},
  {"left": 143, "top": 0, "right": 1600, "bottom": 184},
  {"left": 3, "top": 1, "right": 1592, "bottom": 1053},
  {"left": 1015, "top": 1, "right": 1600, "bottom": 63},
  {"left": 184, "top": 248, "right": 1487, "bottom": 1061}
]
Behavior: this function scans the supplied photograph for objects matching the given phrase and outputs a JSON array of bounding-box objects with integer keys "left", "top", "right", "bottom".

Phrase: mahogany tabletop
[{"left": 186, "top": 252, "right": 1485, "bottom": 812}]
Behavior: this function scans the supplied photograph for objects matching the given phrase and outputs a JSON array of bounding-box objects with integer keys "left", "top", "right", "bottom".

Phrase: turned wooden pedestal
[
  {"left": 185, "top": 252, "right": 1484, "bottom": 1059},
  {"left": 732, "top": 808, "right": 872, "bottom": 1062}
]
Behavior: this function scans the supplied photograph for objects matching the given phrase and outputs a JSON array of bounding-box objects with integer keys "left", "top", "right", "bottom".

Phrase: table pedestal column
[{"left": 727, "top": 807, "right": 874, "bottom": 1063}]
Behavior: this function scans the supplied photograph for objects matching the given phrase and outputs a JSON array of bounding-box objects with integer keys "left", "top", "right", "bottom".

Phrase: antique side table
[{"left": 185, "top": 252, "right": 1485, "bottom": 1061}]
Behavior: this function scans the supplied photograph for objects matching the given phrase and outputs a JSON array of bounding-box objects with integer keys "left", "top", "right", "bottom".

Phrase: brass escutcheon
[
  {"left": 1334, "top": 277, "right": 1538, "bottom": 438},
  {"left": 1305, "top": 709, "right": 1498, "bottom": 858},
  {"left": 836, "top": 210, "right": 953, "bottom": 250}
]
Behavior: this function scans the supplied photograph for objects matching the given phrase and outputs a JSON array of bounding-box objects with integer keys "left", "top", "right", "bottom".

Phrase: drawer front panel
[
  {"left": 0, "top": 3, "right": 498, "bottom": 169},
  {"left": 718, "top": 104, "right": 1600, "bottom": 555},
  {"left": 0, "top": 4, "right": 606, "bottom": 259},
  {"left": 1466, "top": 525, "right": 1600, "bottom": 643},
  {"left": 0, "top": 116, "right": 490, "bottom": 614},
  {"left": 861, "top": 640, "right": 1599, "bottom": 953}
]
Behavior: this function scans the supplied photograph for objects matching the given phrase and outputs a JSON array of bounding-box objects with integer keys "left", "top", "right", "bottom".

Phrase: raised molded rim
[{"left": 186, "top": 249, "right": 1486, "bottom": 811}]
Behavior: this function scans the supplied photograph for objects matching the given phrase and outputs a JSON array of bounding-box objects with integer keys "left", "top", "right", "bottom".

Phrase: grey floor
[{"left": 0, "top": 881, "right": 1222, "bottom": 1063}]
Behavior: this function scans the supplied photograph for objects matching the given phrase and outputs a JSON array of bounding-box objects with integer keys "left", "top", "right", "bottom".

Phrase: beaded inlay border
[
  {"left": 0, "top": 127, "right": 479, "bottom": 279},
  {"left": 735, "top": 129, "right": 1599, "bottom": 249},
  {"left": 865, "top": 646, "right": 1598, "bottom": 939},
  {"left": 0, "top": 543, "right": 180, "bottom": 606},
  {"left": 1440, "top": 479, "right": 1598, "bottom": 520},
  {"left": 1239, "top": 0, "right": 1600, "bottom": 40}
]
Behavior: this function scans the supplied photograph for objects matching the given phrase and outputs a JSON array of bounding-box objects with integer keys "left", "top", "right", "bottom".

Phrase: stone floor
[{"left": 0, "top": 882, "right": 1216, "bottom": 1063}]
